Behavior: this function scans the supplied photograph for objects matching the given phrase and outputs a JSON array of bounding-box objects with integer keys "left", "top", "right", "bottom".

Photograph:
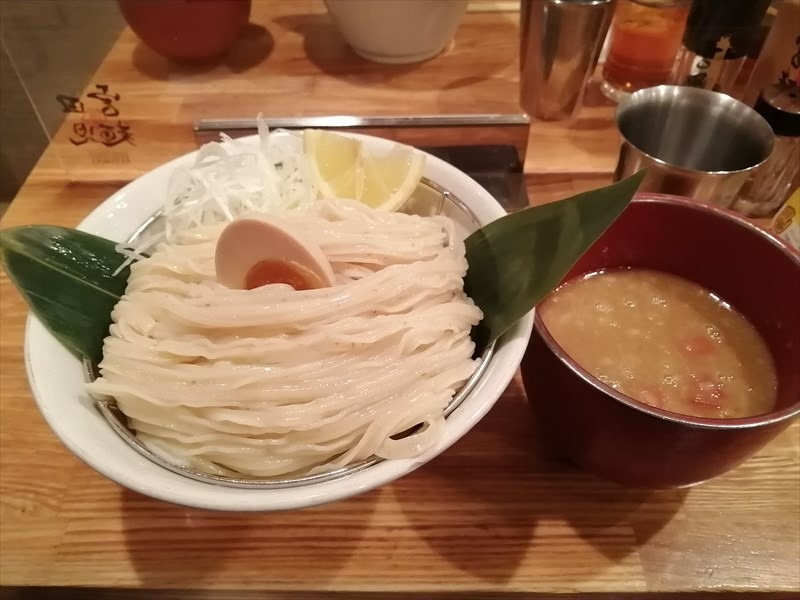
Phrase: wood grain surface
[{"left": 1, "top": 1, "right": 798, "bottom": 597}]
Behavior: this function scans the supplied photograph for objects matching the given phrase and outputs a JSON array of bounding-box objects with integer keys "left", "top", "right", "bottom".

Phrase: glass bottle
[
  {"left": 741, "top": 0, "right": 800, "bottom": 106},
  {"left": 734, "top": 83, "right": 800, "bottom": 217},
  {"left": 600, "top": 0, "right": 691, "bottom": 101},
  {"left": 670, "top": 0, "right": 773, "bottom": 95},
  {"left": 732, "top": 5, "right": 778, "bottom": 94}
]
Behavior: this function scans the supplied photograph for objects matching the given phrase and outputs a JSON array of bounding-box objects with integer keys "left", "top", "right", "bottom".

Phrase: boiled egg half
[{"left": 215, "top": 216, "right": 335, "bottom": 291}]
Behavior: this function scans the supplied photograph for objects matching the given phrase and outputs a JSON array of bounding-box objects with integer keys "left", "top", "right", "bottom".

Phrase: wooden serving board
[{"left": 1, "top": 1, "right": 797, "bottom": 596}]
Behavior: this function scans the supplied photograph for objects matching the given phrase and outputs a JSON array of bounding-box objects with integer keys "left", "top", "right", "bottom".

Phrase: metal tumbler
[
  {"left": 614, "top": 85, "right": 775, "bottom": 208},
  {"left": 520, "top": 0, "right": 613, "bottom": 121}
]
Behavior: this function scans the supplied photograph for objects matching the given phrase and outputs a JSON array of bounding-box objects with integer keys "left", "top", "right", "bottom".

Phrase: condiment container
[
  {"left": 734, "top": 83, "right": 800, "bottom": 217},
  {"left": 741, "top": 0, "right": 800, "bottom": 106},
  {"left": 772, "top": 188, "right": 800, "bottom": 250},
  {"left": 670, "top": 0, "right": 772, "bottom": 95},
  {"left": 520, "top": 0, "right": 613, "bottom": 121},
  {"left": 600, "top": 0, "right": 691, "bottom": 101}
]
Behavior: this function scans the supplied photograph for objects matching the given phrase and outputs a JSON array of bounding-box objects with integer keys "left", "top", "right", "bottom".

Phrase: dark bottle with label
[
  {"left": 734, "top": 83, "right": 800, "bottom": 217},
  {"left": 670, "top": 0, "right": 773, "bottom": 95},
  {"left": 741, "top": 0, "right": 800, "bottom": 106}
]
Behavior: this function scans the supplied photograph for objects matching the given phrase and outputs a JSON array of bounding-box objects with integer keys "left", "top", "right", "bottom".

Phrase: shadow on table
[
  {"left": 394, "top": 380, "right": 684, "bottom": 584},
  {"left": 271, "top": 14, "right": 513, "bottom": 92},
  {"left": 131, "top": 23, "right": 274, "bottom": 81},
  {"left": 119, "top": 482, "right": 380, "bottom": 588}
]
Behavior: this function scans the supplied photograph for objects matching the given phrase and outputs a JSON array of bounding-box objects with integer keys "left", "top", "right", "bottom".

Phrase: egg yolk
[{"left": 244, "top": 259, "right": 325, "bottom": 291}]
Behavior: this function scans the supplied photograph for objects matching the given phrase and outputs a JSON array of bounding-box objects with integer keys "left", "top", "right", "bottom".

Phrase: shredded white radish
[
  {"left": 114, "top": 120, "right": 318, "bottom": 273},
  {"left": 165, "top": 123, "right": 318, "bottom": 236}
]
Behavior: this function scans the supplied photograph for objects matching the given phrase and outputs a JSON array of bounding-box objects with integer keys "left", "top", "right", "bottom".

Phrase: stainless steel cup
[
  {"left": 614, "top": 85, "right": 775, "bottom": 208},
  {"left": 520, "top": 0, "right": 613, "bottom": 121}
]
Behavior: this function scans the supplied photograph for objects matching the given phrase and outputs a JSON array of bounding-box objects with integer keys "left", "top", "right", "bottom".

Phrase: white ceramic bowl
[
  {"left": 325, "top": 0, "right": 468, "bottom": 64},
  {"left": 24, "top": 132, "right": 533, "bottom": 511}
]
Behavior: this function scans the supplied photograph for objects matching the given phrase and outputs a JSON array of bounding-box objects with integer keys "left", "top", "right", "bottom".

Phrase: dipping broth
[{"left": 539, "top": 269, "right": 778, "bottom": 419}]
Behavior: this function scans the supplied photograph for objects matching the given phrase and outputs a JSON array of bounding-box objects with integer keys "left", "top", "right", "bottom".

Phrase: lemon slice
[
  {"left": 303, "top": 129, "right": 425, "bottom": 211},
  {"left": 303, "top": 129, "right": 360, "bottom": 198}
]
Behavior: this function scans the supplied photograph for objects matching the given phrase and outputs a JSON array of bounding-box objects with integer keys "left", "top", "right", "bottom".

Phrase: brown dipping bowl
[
  {"left": 521, "top": 194, "right": 800, "bottom": 488},
  {"left": 118, "top": 0, "right": 251, "bottom": 64}
]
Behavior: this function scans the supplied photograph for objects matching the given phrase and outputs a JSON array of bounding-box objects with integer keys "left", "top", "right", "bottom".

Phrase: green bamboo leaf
[
  {"left": 465, "top": 171, "right": 646, "bottom": 349},
  {"left": 0, "top": 226, "right": 130, "bottom": 364}
]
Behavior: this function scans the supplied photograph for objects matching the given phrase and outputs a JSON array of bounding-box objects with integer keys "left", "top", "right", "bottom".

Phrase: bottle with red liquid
[{"left": 601, "top": 0, "right": 691, "bottom": 101}]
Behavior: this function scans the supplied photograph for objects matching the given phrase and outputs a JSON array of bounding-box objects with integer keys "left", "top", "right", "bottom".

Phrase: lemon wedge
[{"left": 303, "top": 129, "right": 425, "bottom": 212}]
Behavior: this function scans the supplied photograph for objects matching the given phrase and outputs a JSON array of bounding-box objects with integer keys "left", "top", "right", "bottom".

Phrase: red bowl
[
  {"left": 118, "top": 0, "right": 251, "bottom": 64},
  {"left": 521, "top": 194, "right": 800, "bottom": 488}
]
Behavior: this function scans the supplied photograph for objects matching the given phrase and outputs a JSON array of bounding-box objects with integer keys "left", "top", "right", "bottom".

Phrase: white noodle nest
[{"left": 93, "top": 194, "right": 481, "bottom": 477}]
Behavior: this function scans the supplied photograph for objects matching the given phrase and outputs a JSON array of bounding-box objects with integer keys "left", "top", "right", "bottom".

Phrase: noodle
[{"left": 88, "top": 199, "right": 482, "bottom": 478}]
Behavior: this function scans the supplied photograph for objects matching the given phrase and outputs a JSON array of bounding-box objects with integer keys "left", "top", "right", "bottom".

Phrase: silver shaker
[{"left": 520, "top": 0, "right": 613, "bottom": 121}]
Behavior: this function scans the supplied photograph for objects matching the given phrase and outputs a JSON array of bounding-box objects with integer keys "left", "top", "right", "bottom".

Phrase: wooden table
[{"left": 1, "top": 2, "right": 798, "bottom": 597}]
